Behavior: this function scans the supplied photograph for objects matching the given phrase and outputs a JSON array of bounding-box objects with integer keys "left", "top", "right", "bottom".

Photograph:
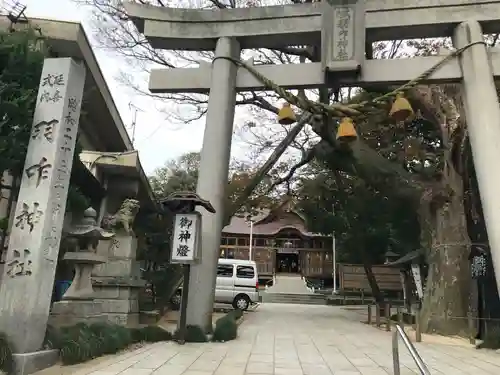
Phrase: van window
[
  {"left": 236, "top": 265, "right": 255, "bottom": 279},
  {"left": 217, "top": 264, "right": 233, "bottom": 277}
]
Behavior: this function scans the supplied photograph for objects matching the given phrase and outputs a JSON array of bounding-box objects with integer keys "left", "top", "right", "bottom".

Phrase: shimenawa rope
[{"left": 212, "top": 41, "right": 485, "bottom": 120}]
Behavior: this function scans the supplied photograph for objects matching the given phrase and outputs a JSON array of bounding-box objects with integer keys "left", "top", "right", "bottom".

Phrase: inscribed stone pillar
[{"left": 0, "top": 58, "right": 85, "bottom": 355}]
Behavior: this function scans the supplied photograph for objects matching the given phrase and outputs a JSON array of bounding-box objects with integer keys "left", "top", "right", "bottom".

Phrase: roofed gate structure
[{"left": 125, "top": 0, "right": 500, "bottom": 331}]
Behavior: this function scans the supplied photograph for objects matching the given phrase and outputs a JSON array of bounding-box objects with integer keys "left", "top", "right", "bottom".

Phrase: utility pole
[
  {"left": 249, "top": 220, "right": 254, "bottom": 261},
  {"left": 332, "top": 204, "right": 337, "bottom": 294}
]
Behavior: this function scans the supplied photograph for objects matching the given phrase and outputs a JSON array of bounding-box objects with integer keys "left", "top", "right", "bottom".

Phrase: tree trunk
[
  {"left": 317, "top": 115, "right": 471, "bottom": 335},
  {"left": 314, "top": 85, "right": 473, "bottom": 335},
  {"left": 419, "top": 184, "right": 470, "bottom": 335},
  {"left": 419, "top": 86, "right": 470, "bottom": 335}
]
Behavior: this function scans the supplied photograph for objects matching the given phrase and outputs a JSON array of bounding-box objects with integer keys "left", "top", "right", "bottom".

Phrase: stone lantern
[
  {"left": 62, "top": 207, "right": 114, "bottom": 300},
  {"left": 50, "top": 207, "right": 114, "bottom": 327}
]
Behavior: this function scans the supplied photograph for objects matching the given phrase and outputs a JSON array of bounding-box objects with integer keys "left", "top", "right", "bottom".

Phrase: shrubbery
[
  {"left": 43, "top": 323, "right": 172, "bottom": 365},
  {"left": 0, "top": 332, "right": 13, "bottom": 375},
  {"left": 212, "top": 309, "right": 243, "bottom": 342},
  {"left": 131, "top": 325, "right": 172, "bottom": 343},
  {"left": 478, "top": 326, "right": 500, "bottom": 349},
  {"left": 173, "top": 325, "right": 208, "bottom": 343},
  {"left": 226, "top": 309, "right": 243, "bottom": 320},
  {"left": 0, "top": 308, "right": 245, "bottom": 371}
]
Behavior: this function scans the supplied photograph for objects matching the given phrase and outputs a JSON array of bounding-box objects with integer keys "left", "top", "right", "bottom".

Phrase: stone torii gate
[{"left": 126, "top": 0, "right": 500, "bottom": 329}]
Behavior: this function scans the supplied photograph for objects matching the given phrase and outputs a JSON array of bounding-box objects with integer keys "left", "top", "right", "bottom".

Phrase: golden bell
[
  {"left": 389, "top": 93, "right": 414, "bottom": 122},
  {"left": 336, "top": 117, "right": 358, "bottom": 143},
  {"left": 277, "top": 102, "right": 297, "bottom": 125}
]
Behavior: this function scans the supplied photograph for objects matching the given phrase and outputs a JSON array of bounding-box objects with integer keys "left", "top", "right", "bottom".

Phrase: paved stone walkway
[{"left": 45, "top": 304, "right": 500, "bottom": 375}]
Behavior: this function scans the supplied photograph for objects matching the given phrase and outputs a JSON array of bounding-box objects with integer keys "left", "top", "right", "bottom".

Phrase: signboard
[
  {"left": 471, "top": 253, "right": 487, "bottom": 279},
  {"left": 277, "top": 248, "right": 299, "bottom": 254},
  {"left": 171, "top": 212, "right": 201, "bottom": 264},
  {"left": 338, "top": 264, "right": 402, "bottom": 291},
  {"left": 411, "top": 264, "right": 423, "bottom": 299}
]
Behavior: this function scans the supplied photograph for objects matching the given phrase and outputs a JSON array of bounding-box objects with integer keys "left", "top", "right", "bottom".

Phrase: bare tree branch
[
  {"left": 78, "top": 0, "right": 452, "bottom": 205},
  {"left": 225, "top": 113, "right": 312, "bottom": 221},
  {"left": 267, "top": 145, "right": 317, "bottom": 193}
]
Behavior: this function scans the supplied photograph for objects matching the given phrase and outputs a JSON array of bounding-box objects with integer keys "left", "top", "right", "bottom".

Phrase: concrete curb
[
  {"left": 249, "top": 303, "right": 260, "bottom": 311},
  {"left": 236, "top": 316, "right": 244, "bottom": 326}
]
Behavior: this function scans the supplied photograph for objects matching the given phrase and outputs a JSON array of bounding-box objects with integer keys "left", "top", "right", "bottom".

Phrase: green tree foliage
[
  {"left": 149, "top": 151, "right": 200, "bottom": 198},
  {"left": 297, "top": 161, "right": 421, "bottom": 265},
  {"left": 138, "top": 153, "right": 202, "bottom": 313},
  {"left": 0, "top": 29, "right": 47, "bottom": 175},
  {"left": 0, "top": 29, "right": 90, "bottom": 213},
  {"left": 226, "top": 161, "right": 279, "bottom": 217},
  {"left": 149, "top": 152, "right": 278, "bottom": 215},
  {"left": 135, "top": 209, "right": 182, "bottom": 313},
  {"left": 141, "top": 152, "right": 278, "bottom": 312}
]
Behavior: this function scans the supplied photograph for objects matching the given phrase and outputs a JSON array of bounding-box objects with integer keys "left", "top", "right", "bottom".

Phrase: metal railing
[{"left": 392, "top": 324, "right": 431, "bottom": 375}]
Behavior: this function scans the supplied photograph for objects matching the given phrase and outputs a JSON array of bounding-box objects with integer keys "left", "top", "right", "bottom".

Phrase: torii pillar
[
  {"left": 187, "top": 38, "right": 240, "bottom": 330},
  {"left": 454, "top": 21, "right": 500, "bottom": 296}
]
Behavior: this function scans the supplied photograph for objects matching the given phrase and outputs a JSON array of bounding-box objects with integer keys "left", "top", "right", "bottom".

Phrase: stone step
[
  {"left": 265, "top": 295, "right": 324, "bottom": 301},
  {"left": 262, "top": 293, "right": 326, "bottom": 305},
  {"left": 264, "top": 292, "right": 325, "bottom": 299},
  {"left": 263, "top": 298, "right": 326, "bottom": 305}
]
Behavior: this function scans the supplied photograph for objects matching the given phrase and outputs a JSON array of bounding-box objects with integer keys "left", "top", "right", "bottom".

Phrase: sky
[{"left": 16, "top": 0, "right": 247, "bottom": 175}]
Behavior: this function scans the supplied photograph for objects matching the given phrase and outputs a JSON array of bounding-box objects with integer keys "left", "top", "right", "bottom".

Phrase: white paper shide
[{"left": 171, "top": 213, "right": 200, "bottom": 263}]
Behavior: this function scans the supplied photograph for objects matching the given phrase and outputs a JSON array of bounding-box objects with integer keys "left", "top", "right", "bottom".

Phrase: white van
[
  {"left": 170, "top": 259, "right": 259, "bottom": 310},
  {"left": 216, "top": 259, "right": 260, "bottom": 310}
]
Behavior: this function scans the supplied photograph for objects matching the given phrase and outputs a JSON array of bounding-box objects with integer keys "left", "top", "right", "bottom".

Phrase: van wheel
[{"left": 233, "top": 294, "right": 250, "bottom": 310}]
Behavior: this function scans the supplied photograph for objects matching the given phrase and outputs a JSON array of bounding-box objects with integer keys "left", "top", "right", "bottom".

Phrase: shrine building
[{"left": 220, "top": 198, "right": 334, "bottom": 284}]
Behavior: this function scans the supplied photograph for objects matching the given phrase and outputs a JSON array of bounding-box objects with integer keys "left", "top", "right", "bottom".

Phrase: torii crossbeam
[{"left": 126, "top": 0, "right": 500, "bottom": 50}]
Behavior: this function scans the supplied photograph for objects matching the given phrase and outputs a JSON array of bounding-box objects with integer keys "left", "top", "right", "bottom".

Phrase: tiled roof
[{"left": 222, "top": 210, "right": 326, "bottom": 237}]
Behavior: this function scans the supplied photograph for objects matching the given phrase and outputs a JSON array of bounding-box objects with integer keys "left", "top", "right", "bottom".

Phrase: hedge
[
  {"left": 173, "top": 325, "right": 208, "bottom": 343},
  {"left": 44, "top": 323, "right": 172, "bottom": 366},
  {"left": 0, "top": 308, "right": 245, "bottom": 370},
  {"left": 212, "top": 309, "right": 243, "bottom": 342},
  {"left": 0, "top": 332, "right": 13, "bottom": 374}
]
